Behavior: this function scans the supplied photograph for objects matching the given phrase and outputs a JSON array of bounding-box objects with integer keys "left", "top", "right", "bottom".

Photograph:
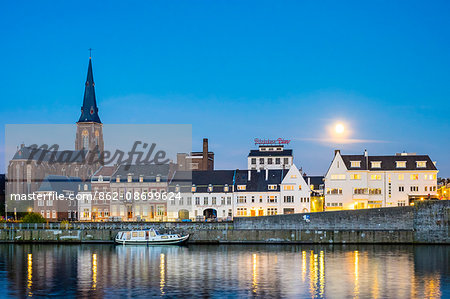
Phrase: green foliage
[
  {"left": 61, "top": 220, "right": 71, "bottom": 229},
  {"left": 22, "top": 213, "right": 46, "bottom": 223}
]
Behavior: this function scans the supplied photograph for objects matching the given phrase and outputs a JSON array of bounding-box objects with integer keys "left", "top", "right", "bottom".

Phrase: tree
[{"left": 22, "top": 213, "right": 46, "bottom": 223}]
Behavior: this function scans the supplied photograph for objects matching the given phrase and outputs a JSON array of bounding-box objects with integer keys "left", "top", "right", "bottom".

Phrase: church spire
[{"left": 78, "top": 57, "right": 101, "bottom": 123}]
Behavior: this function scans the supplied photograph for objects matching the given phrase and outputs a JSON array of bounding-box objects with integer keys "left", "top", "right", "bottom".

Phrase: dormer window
[
  {"left": 191, "top": 185, "right": 196, "bottom": 192},
  {"left": 175, "top": 184, "right": 180, "bottom": 192},
  {"left": 127, "top": 175, "right": 132, "bottom": 183},
  {"left": 237, "top": 185, "right": 246, "bottom": 191},
  {"left": 371, "top": 161, "right": 381, "bottom": 168},
  {"left": 208, "top": 184, "right": 213, "bottom": 192},
  {"left": 224, "top": 184, "right": 229, "bottom": 192},
  {"left": 350, "top": 161, "right": 361, "bottom": 168},
  {"left": 98, "top": 175, "right": 103, "bottom": 182},
  {"left": 84, "top": 184, "right": 88, "bottom": 191},
  {"left": 268, "top": 184, "right": 277, "bottom": 190},
  {"left": 116, "top": 176, "right": 120, "bottom": 183},
  {"left": 416, "top": 161, "right": 427, "bottom": 168},
  {"left": 139, "top": 176, "right": 144, "bottom": 183},
  {"left": 396, "top": 161, "right": 406, "bottom": 168},
  {"left": 156, "top": 175, "right": 161, "bottom": 183}
]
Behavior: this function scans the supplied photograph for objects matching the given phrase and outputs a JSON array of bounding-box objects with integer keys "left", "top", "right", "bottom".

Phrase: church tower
[{"left": 75, "top": 57, "right": 104, "bottom": 156}]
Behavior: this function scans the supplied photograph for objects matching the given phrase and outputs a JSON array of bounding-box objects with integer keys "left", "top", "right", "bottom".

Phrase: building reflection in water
[
  {"left": 92, "top": 253, "right": 97, "bottom": 290},
  {"left": 0, "top": 244, "right": 446, "bottom": 298},
  {"left": 354, "top": 250, "right": 359, "bottom": 297},
  {"left": 252, "top": 253, "right": 257, "bottom": 294},
  {"left": 26, "top": 253, "right": 32, "bottom": 297},
  {"left": 160, "top": 253, "right": 165, "bottom": 295}
]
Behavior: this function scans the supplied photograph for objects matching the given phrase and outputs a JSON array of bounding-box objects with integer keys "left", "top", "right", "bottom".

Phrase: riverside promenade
[{"left": 1, "top": 200, "right": 448, "bottom": 244}]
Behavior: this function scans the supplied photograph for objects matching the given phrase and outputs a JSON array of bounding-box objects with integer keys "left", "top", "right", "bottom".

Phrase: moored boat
[{"left": 115, "top": 229, "right": 189, "bottom": 245}]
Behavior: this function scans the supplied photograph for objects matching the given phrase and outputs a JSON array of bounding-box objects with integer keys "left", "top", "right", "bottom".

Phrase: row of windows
[
  {"left": 353, "top": 188, "right": 382, "bottom": 195},
  {"left": 236, "top": 207, "right": 279, "bottom": 216},
  {"left": 193, "top": 197, "right": 233, "bottom": 206},
  {"left": 337, "top": 173, "right": 437, "bottom": 181},
  {"left": 350, "top": 161, "right": 428, "bottom": 169},
  {"left": 326, "top": 202, "right": 343, "bottom": 207},
  {"left": 251, "top": 157, "right": 290, "bottom": 165},
  {"left": 401, "top": 186, "right": 437, "bottom": 192}
]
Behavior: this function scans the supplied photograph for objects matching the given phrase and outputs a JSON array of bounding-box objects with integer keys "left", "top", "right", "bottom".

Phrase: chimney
[
  {"left": 248, "top": 170, "right": 251, "bottom": 181},
  {"left": 202, "top": 138, "right": 208, "bottom": 170},
  {"left": 265, "top": 168, "right": 269, "bottom": 181},
  {"left": 364, "top": 149, "right": 368, "bottom": 170}
]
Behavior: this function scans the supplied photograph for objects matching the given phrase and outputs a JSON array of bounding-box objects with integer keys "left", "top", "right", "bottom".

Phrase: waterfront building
[
  {"left": 109, "top": 164, "right": 173, "bottom": 221},
  {"left": 234, "top": 164, "right": 311, "bottom": 216},
  {"left": 90, "top": 166, "right": 117, "bottom": 221},
  {"left": 34, "top": 175, "right": 81, "bottom": 221},
  {"left": 167, "top": 170, "right": 234, "bottom": 221},
  {"left": 248, "top": 145, "right": 293, "bottom": 170},
  {"left": 324, "top": 150, "right": 438, "bottom": 210},
  {"left": 77, "top": 182, "right": 92, "bottom": 221}
]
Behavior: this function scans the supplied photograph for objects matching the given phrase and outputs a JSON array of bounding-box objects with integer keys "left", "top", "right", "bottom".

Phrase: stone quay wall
[{"left": 0, "top": 200, "right": 448, "bottom": 244}]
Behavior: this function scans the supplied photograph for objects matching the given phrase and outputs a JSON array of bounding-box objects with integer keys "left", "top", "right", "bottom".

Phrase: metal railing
[{"left": 1, "top": 221, "right": 233, "bottom": 230}]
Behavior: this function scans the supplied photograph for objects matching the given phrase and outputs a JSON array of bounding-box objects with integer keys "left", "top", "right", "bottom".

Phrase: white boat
[{"left": 115, "top": 229, "right": 189, "bottom": 245}]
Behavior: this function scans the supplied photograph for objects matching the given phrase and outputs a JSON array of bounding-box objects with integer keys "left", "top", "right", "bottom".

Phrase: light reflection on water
[{"left": 0, "top": 244, "right": 448, "bottom": 298}]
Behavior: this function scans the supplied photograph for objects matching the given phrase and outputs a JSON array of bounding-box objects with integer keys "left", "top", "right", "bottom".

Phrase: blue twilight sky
[{"left": 1, "top": 0, "right": 449, "bottom": 176}]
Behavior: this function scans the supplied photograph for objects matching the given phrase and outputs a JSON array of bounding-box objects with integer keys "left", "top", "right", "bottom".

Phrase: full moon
[{"left": 335, "top": 123, "right": 345, "bottom": 134}]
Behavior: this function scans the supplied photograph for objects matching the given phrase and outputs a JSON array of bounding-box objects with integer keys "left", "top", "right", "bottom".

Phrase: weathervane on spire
[{"left": 88, "top": 48, "right": 93, "bottom": 59}]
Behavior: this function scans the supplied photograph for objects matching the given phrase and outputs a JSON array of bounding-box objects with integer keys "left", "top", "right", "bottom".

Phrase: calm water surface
[{"left": 0, "top": 244, "right": 448, "bottom": 298}]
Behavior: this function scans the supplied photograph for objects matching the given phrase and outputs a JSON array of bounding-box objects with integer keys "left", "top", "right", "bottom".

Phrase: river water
[{"left": 0, "top": 244, "right": 448, "bottom": 298}]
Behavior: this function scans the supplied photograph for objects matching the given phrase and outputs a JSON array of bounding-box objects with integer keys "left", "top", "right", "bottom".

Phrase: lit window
[
  {"left": 208, "top": 184, "right": 213, "bottom": 192},
  {"left": 224, "top": 184, "right": 229, "bottom": 192},
  {"left": 416, "top": 161, "right": 426, "bottom": 168},
  {"left": 350, "top": 174, "right": 361, "bottom": 180},
  {"left": 350, "top": 161, "right": 361, "bottom": 168},
  {"left": 267, "top": 208, "right": 277, "bottom": 215},
  {"left": 410, "top": 174, "right": 419, "bottom": 180},
  {"left": 127, "top": 175, "right": 132, "bottom": 183},
  {"left": 398, "top": 174, "right": 404, "bottom": 181},
  {"left": 191, "top": 185, "right": 196, "bottom": 192},
  {"left": 331, "top": 174, "right": 346, "bottom": 180},
  {"left": 290, "top": 175, "right": 297, "bottom": 178},
  {"left": 370, "top": 174, "right": 381, "bottom": 180},
  {"left": 139, "top": 176, "right": 143, "bottom": 183},
  {"left": 371, "top": 161, "right": 381, "bottom": 168},
  {"left": 237, "top": 207, "right": 247, "bottom": 216},
  {"left": 396, "top": 161, "right": 406, "bottom": 168},
  {"left": 283, "top": 185, "right": 294, "bottom": 191},
  {"left": 116, "top": 176, "right": 120, "bottom": 183},
  {"left": 268, "top": 184, "right": 277, "bottom": 190},
  {"left": 237, "top": 196, "right": 246, "bottom": 204},
  {"left": 237, "top": 185, "right": 246, "bottom": 191}
]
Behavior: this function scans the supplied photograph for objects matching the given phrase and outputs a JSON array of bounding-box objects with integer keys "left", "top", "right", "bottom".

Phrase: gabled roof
[
  {"left": 111, "top": 164, "right": 171, "bottom": 182},
  {"left": 38, "top": 175, "right": 81, "bottom": 194},
  {"left": 78, "top": 58, "right": 101, "bottom": 123},
  {"left": 234, "top": 169, "right": 288, "bottom": 192},
  {"left": 12, "top": 146, "right": 87, "bottom": 163},
  {"left": 93, "top": 165, "right": 117, "bottom": 177},
  {"left": 303, "top": 175, "right": 325, "bottom": 186},
  {"left": 341, "top": 154, "right": 437, "bottom": 171},
  {"left": 248, "top": 149, "right": 293, "bottom": 157}
]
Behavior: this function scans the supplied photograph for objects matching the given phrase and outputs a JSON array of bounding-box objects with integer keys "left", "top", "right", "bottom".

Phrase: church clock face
[{"left": 90, "top": 107, "right": 94, "bottom": 115}]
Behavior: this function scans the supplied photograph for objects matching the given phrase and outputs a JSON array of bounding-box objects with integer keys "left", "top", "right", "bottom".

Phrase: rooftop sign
[{"left": 254, "top": 138, "right": 291, "bottom": 145}]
